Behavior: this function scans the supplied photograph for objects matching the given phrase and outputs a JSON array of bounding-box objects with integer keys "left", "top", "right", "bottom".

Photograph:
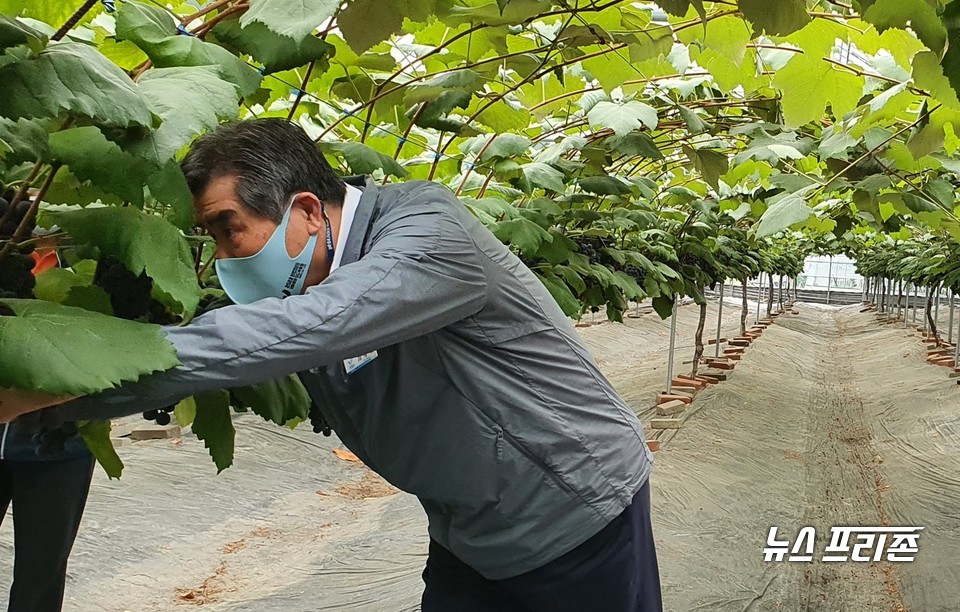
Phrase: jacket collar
[{"left": 338, "top": 176, "right": 380, "bottom": 268}]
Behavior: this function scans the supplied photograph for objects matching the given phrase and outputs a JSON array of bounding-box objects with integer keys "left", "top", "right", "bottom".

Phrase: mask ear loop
[
  {"left": 319, "top": 202, "right": 335, "bottom": 262},
  {"left": 307, "top": 201, "right": 337, "bottom": 438}
]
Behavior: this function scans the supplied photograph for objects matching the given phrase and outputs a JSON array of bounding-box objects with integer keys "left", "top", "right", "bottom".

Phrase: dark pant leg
[
  {"left": 421, "top": 540, "right": 530, "bottom": 612},
  {"left": 500, "top": 479, "right": 663, "bottom": 612},
  {"left": 5, "top": 455, "right": 95, "bottom": 612}
]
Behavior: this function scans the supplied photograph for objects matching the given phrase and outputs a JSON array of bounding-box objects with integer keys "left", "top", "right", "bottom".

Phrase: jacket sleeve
[{"left": 48, "top": 201, "right": 488, "bottom": 423}]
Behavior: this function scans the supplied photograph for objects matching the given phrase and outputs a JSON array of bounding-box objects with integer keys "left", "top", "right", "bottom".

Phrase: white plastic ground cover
[{"left": 1, "top": 303, "right": 958, "bottom": 610}]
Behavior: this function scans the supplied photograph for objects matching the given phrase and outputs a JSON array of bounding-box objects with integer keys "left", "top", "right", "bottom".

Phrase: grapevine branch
[
  {"left": 52, "top": 0, "right": 99, "bottom": 41},
  {"left": 0, "top": 165, "right": 62, "bottom": 263}
]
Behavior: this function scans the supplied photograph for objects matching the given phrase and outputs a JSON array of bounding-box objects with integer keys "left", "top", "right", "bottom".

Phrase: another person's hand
[{"left": 0, "top": 389, "right": 76, "bottom": 423}]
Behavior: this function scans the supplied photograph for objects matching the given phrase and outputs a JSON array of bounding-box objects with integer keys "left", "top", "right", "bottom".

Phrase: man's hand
[{"left": 0, "top": 389, "right": 76, "bottom": 423}]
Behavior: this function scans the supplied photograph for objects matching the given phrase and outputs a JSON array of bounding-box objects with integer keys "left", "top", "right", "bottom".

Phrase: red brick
[
  {"left": 705, "top": 359, "right": 736, "bottom": 370},
  {"left": 672, "top": 377, "right": 705, "bottom": 390},
  {"left": 647, "top": 440, "right": 661, "bottom": 452},
  {"left": 657, "top": 393, "right": 693, "bottom": 405}
]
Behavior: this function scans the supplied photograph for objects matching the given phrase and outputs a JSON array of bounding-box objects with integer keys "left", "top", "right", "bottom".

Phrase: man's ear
[{"left": 291, "top": 192, "right": 325, "bottom": 235}]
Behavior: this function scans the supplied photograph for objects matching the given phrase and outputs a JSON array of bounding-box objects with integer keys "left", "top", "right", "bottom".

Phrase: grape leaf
[
  {"left": 862, "top": 0, "right": 946, "bottom": 54},
  {"left": 773, "top": 54, "right": 863, "bottom": 127},
  {"left": 116, "top": 1, "right": 261, "bottom": 97},
  {"left": 320, "top": 142, "right": 409, "bottom": 178},
  {"left": 79, "top": 420, "right": 124, "bottom": 479},
  {"left": 212, "top": 18, "right": 334, "bottom": 74},
  {"left": 241, "top": 0, "right": 341, "bottom": 42},
  {"left": 737, "top": 0, "right": 809, "bottom": 35},
  {"left": 0, "top": 43, "right": 153, "bottom": 128},
  {"left": 492, "top": 217, "right": 553, "bottom": 257},
  {"left": 192, "top": 390, "right": 235, "bottom": 473},
  {"left": 683, "top": 145, "right": 728, "bottom": 191},
  {"left": 129, "top": 66, "right": 241, "bottom": 165},
  {"left": 230, "top": 375, "right": 311, "bottom": 427},
  {"left": 536, "top": 272, "right": 581, "bottom": 316},
  {"left": 48, "top": 126, "right": 151, "bottom": 206},
  {"left": 521, "top": 162, "right": 567, "bottom": 193},
  {"left": 0, "top": 117, "right": 49, "bottom": 165},
  {"left": 174, "top": 396, "right": 196, "bottom": 427},
  {"left": 0, "top": 13, "right": 46, "bottom": 53},
  {"left": 756, "top": 190, "right": 813, "bottom": 237},
  {"left": 0, "top": 299, "right": 178, "bottom": 395},
  {"left": 588, "top": 100, "right": 658, "bottom": 136},
  {"left": 44, "top": 207, "right": 200, "bottom": 315}
]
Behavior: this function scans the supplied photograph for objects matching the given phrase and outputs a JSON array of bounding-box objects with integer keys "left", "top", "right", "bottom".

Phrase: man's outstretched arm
[{"left": 13, "top": 204, "right": 487, "bottom": 424}]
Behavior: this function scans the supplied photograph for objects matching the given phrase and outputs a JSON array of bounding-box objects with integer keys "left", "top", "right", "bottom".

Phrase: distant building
[{"left": 799, "top": 255, "right": 863, "bottom": 293}]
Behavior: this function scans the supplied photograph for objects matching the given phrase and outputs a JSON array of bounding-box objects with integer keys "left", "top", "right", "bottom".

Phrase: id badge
[{"left": 343, "top": 350, "right": 378, "bottom": 374}]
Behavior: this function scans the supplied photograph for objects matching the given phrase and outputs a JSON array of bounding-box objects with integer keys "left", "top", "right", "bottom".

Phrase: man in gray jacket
[{"left": 10, "top": 119, "right": 661, "bottom": 611}]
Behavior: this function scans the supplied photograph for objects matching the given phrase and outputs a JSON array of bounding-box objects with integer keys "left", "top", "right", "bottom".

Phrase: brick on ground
[
  {"left": 650, "top": 418, "right": 683, "bottom": 430},
  {"left": 131, "top": 424, "right": 181, "bottom": 441},
  {"left": 656, "top": 400, "right": 686, "bottom": 416},
  {"left": 656, "top": 393, "right": 693, "bottom": 405}
]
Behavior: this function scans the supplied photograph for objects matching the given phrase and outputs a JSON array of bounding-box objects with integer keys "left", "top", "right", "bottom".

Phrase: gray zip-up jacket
[{"left": 49, "top": 177, "right": 653, "bottom": 579}]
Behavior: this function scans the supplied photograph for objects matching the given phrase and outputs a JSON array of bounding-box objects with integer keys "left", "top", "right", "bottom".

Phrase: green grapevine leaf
[
  {"left": 0, "top": 299, "right": 178, "bottom": 395},
  {"left": 231, "top": 375, "right": 311, "bottom": 427},
  {"left": 0, "top": 43, "right": 153, "bottom": 128},
  {"left": 192, "top": 390, "right": 235, "bottom": 473},
  {"left": 241, "top": 0, "right": 341, "bottom": 42},
  {"left": 130, "top": 66, "right": 241, "bottom": 165},
  {"left": 48, "top": 127, "right": 151, "bottom": 206},
  {"left": 737, "top": 0, "right": 809, "bottom": 35},
  {"left": 116, "top": 1, "right": 261, "bottom": 97},
  {"left": 79, "top": 420, "right": 124, "bottom": 479},
  {"left": 756, "top": 190, "right": 813, "bottom": 237},
  {"left": 213, "top": 18, "right": 334, "bottom": 74},
  {"left": 321, "top": 141, "right": 409, "bottom": 177},
  {"left": 588, "top": 100, "right": 658, "bottom": 136}
]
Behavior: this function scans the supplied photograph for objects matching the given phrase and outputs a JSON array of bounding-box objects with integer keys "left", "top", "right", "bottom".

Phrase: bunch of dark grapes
[
  {"left": 31, "top": 422, "right": 80, "bottom": 458},
  {"left": 573, "top": 235, "right": 604, "bottom": 265},
  {"left": 94, "top": 255, "right": 154, "bottom": 321},
  {"left": 143, "top": 406, "right": 175, "bottom": 426},
  {"left": 0, "top": 194, "right": 37, "bottom": 299},
  {"left": 90, "top": 257, "right": 178, "bottom": 424},
  {"left": 625, "top": 264, "right": 645, "bottom": 286}
]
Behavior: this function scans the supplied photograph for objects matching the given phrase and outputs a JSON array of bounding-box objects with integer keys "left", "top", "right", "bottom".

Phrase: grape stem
[
  {"left": 52, "top": 0, "right": 99, "bottom": 42},
  {"left": 0, "top": 161, "right": 42, "bottom": 228},
  {"left": 0, "top": 165, "right": 61, "bottom": 264}
]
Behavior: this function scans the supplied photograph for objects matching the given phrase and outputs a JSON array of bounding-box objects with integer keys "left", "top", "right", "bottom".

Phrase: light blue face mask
[{"left": 215, "top": 196, "right": 334, "bottom": 304}]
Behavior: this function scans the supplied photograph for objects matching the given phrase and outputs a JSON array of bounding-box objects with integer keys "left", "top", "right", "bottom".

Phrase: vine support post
[
  {"left": 755, "top": 272, "right": 762, "bottom": 324},
  {"left": 826, "top": 256, "right": 833, "bottom": 305},
  {"left": 935, "top": 286, "right": 941, "bottom": 331},
  {"left": 955, "top": 312, "right": 960, "bottom": 363},
  {"left": 913, "top": 285, "right": 919, "bottom": 324},
  {"left": 948, "top": 290, "right": 954, "bottom": 345},
  {"left": 862, "top": 276, "right": 868, "bottom": 304},
  {"left": 905, "top": 283, "right": 912, "bottom": 328},
  {"left": 897, "top": 279, "right": 904, "bottom": 321},
  {"left": 778, "top": 275, "right": 784, "bottom": 312},
  {"left": 715, "top": 282, "right": 724, "bottom": 358},
  {"left": 666, "top": 295, "right": 678, "bottom": 395},
  {"left": 766, "top": 273, "right": 774, "bottom": 317}
]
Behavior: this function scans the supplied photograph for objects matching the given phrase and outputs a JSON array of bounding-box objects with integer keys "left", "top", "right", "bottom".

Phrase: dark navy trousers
[{"left": 421, "top": 479, "right": 663, "bottom": 612}]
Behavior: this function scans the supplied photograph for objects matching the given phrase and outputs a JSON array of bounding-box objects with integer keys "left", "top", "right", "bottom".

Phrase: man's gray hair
[{"left": 181, "top": 119, "right": 346, "bottom": 222}]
